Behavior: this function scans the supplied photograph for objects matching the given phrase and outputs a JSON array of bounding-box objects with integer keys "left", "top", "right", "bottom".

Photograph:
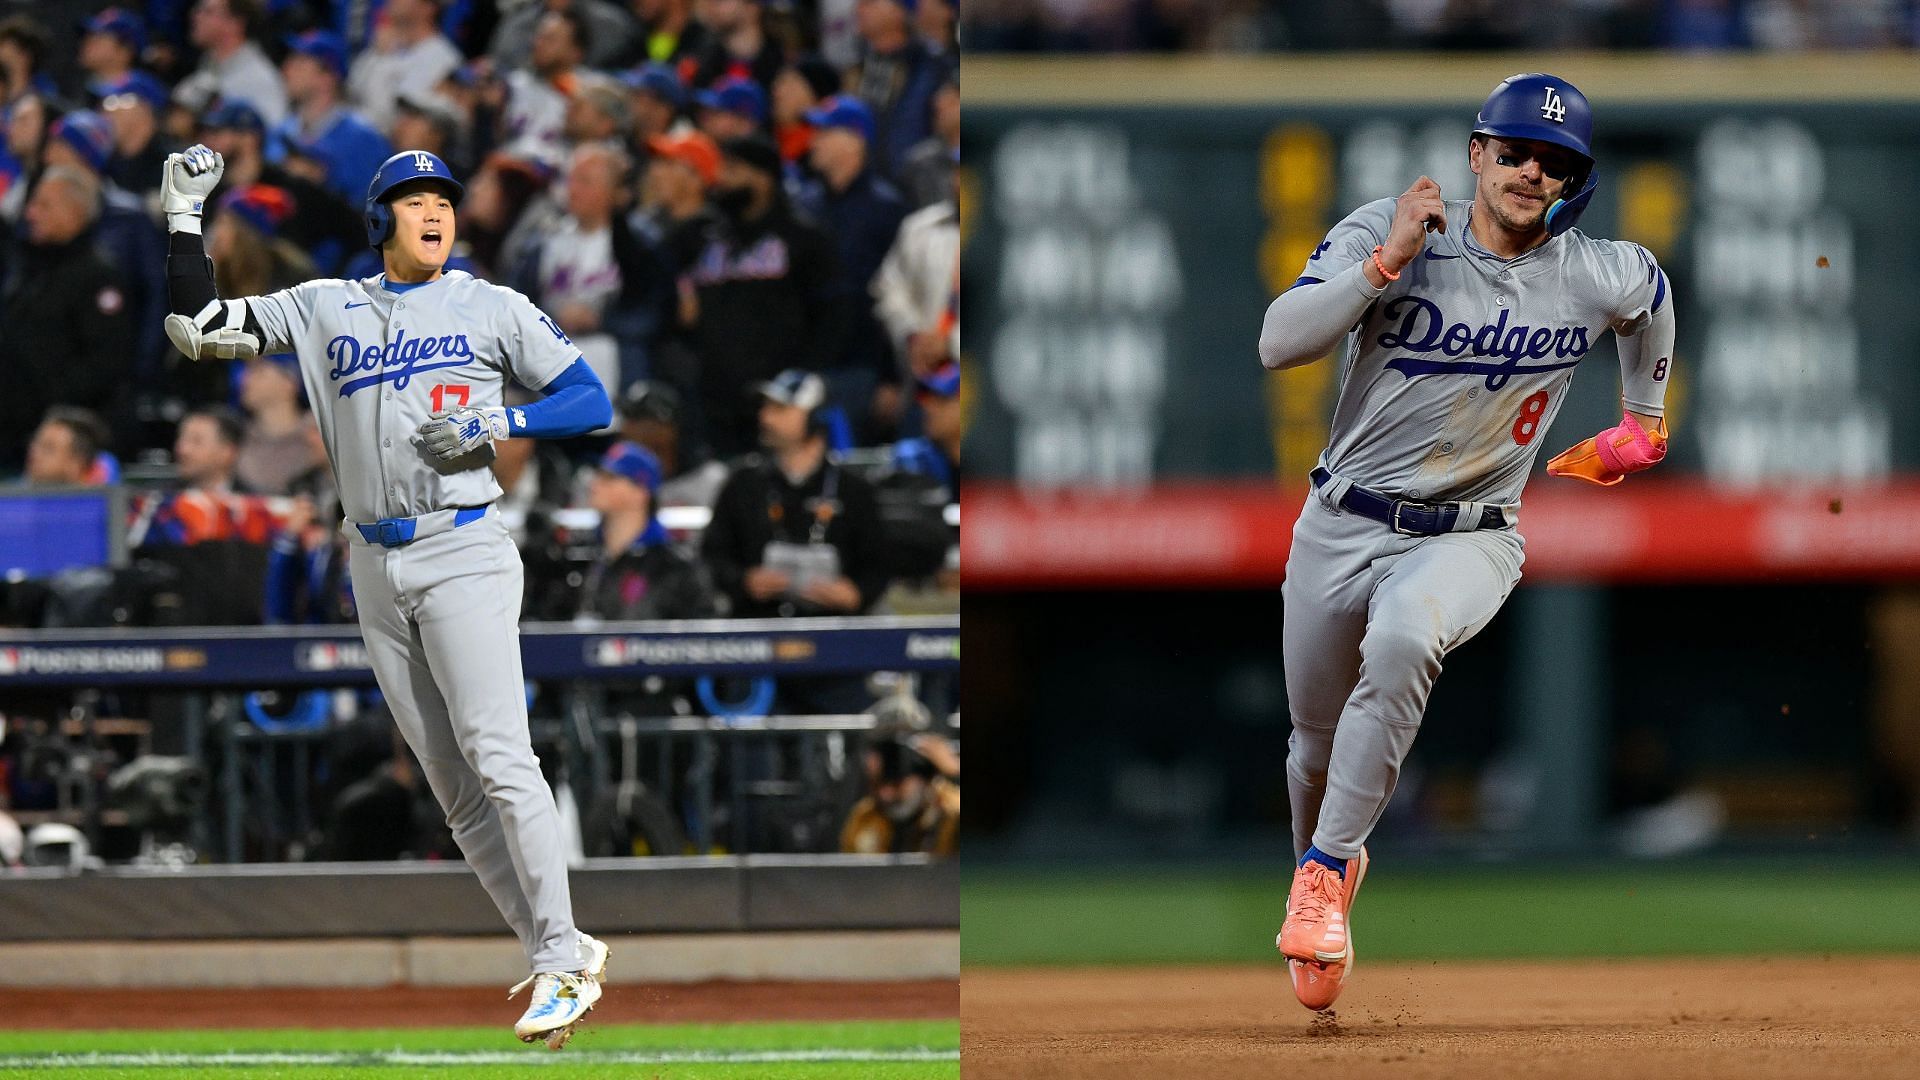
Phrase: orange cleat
[
  {"left": 1288, "top": 953, "right": 1350, "bottom": 1012},
  {"left": 1275, "top": 848, "right": 1369, "bottom": 964}
]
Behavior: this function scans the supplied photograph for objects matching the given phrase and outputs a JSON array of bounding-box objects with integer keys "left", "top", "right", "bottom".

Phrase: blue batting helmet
[
  {"left": 1473, "top": 72, "right": 1597, "bottom": 237},
  {"left": 364, "top": 150, "right": 464, "bottom": 248}
]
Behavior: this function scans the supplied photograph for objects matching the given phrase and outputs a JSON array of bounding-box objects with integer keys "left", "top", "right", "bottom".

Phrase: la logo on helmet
[
  {"left": 1540, "top": 87, "right": 1566, "bottom": 123},
  {"left": 412, "top": 152, "right": 437, "bottom": 171}
]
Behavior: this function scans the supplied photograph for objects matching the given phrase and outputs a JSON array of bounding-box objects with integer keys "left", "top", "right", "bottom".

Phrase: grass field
[
  {"left": 961, "top": 859, "right": 1920, "bottom": 965},
  {"left": 0, "top": 1020, "right": 959, "bottom": 1079}
]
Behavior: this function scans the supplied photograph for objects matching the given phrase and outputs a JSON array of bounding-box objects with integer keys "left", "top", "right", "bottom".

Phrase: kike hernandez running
[
  {"left": 161, "top": 144, "right": 614, "bottom": 1048},
  {"left": 1258, "top": 73, "right": 1674, "bottom": 1011}
]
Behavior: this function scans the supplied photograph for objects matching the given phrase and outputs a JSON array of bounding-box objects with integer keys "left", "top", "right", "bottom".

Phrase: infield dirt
[
  {"left": 962, "top": 956, "right": 1920, "bottom": 1079},
  {"left": 0, "top": 980, "right": 959, "bottom": 1029}
]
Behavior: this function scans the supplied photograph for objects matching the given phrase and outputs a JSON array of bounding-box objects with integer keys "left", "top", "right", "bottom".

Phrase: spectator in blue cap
[
  {"left": 891, "top": 362, "right": 960, "bottom": 492},
  {"left": 345, "top": 0, "right": 464, "bottom": 133},
  {"left": 541, "top": 440, "right": 716, "bottom": 622},
  {"left": 79, "top": 7, "right": 146, "bottom": 97},
  {"left": 197, "top": 99, "right": 365, "bottom": 280},
  {"left": 797, "top": 94, "right": 910, "bottom": 442},
  {"left": 98, "top": 73, "right": 176, "bottom": 200},
  {"left": 873, "top": 360, "right": 959, "bottom": 592},
  {"left": 44, "top": 110, "right": 167, "bottom": 400},
  {"left": 696, "top": 76, "right": 765, "bottom": 143},
  {"left": 621, "top": 63, "right": 685, "bottom": 143},
  {"left": 851, "top": 0, "right": 949, "bottom": 181},
  {"left": 269, "top": 30, "right": 392, "bottom": 204},
  {"left": 686, "top": 0, "right": 784, "bottom": 97}
]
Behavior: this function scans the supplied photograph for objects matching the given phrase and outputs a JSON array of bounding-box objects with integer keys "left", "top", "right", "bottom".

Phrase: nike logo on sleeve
[
  {"left": 1425, "top": 250, "right": 1461, "bottom": 260},
  {"left": 345, "top": 301, "right": 372, "bottom": 309}
]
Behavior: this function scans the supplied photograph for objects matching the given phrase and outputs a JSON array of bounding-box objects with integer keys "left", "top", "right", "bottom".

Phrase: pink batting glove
[{"left": 1593, "top": 413, "right": 1667, "bottom": 476}]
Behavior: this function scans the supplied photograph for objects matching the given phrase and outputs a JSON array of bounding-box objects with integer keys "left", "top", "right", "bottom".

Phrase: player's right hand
[
  {"left": 161, "top": 144, "right": 225, "bottom": 229},
  {"left": 1382, "top": 176, "right": 1447, "bottom": 273}
]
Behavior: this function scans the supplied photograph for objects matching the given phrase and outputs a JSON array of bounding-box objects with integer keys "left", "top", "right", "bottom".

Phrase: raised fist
[{"left": 161, "top": 144, "right": 225, "bottom": 229}]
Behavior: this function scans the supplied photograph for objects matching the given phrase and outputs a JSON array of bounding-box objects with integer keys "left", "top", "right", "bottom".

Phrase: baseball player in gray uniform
[
  {"left": 1257, "top": 74, "right": 1675, "bottom": 1011},
  {"left": 160, "top": 145, "right": 614, "bottom": 1047}
]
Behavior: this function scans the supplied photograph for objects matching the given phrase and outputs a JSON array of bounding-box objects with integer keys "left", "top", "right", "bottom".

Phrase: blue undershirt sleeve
[{"left": 508, "top": 357, "right": 613, "bottom": 439}]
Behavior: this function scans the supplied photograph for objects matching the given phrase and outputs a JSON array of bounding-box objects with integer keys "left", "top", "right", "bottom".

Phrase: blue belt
[
  {"left": 1311, "top": 468, "right": 1509, "bottom": 536},
  {"left": 355, "top": 505, "right": 490, "bottom": 548}
]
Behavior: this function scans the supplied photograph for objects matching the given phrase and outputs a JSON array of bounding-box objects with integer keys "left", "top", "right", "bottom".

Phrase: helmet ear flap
[
  {"left": 1545, "top": 165, "right": 1598, "bottom": 237},
  {"left": 365, "top": 202, "right": 392, "bottom": 248}
]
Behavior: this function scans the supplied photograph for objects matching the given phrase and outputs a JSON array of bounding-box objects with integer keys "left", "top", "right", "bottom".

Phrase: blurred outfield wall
[
  {"left": 959, "top": 54, "right": 1920, "bottom": 858},
  {"left": 962, "top": 53, "right": 1920, "bottom": 495}
]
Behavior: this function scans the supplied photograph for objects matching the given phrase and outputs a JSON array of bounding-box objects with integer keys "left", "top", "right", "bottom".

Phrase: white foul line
[{"left": 0, "top": 1047, "right": 960, "bottom": 1068}]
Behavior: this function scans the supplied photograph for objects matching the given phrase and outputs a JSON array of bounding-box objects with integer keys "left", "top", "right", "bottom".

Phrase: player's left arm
[
  {"left": 415, "top": 290, "right": 613, "bottom": 461},
  {"left": 1548, "top": 245, "right": 1675, "bottom": 486}
]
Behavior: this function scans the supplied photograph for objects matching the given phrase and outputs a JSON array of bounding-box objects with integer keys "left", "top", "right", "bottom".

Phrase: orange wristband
[{"left": 1371, "top": 245, "right": 1401, "bottom": 282}]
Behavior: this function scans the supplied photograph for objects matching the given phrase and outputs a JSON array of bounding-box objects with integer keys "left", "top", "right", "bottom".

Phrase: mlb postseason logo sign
[
  {"left": 588, "top": 636, "right": 777, "bottom": 669},
  {"left": 905, "top": 633, "right": 960, "bottom": 662},
  {"left": 0, "top": 645, "right": 168, "bottom": 676},
  {"left": 1540, "top": 87, "right": 1567, "bottom": 123},
  {"left": 297, "top": 641, "right": 373, "bottom": 672}
]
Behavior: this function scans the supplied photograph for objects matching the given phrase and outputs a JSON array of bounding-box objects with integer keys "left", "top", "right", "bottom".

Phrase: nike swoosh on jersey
[
  {"left": 344, "top": 301, "right": 372, "bottom": 309},
  {"left": 1424, "top": 250, "right": 1461, "bottom": 260}
]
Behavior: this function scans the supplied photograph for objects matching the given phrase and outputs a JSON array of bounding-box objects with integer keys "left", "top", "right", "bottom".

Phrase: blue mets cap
[
  {"left": 802, "top": 95, "right": 876, "bottom": 143},
  {"left": 695, "top": 77, "right": 766, "bottom": 124},
  {"left": 83, "top": 7, "right": 145, "bottom": 52},
  {"left": 284, "top": 30, "right": 349, "bottom": 80},
  {"left": 598, "top": 441, "right": 663, "bottom": 491},
  {"left": 621, "top": 63, "right": 685, "bottom": 107},
  {"left": 201, "top": 99, "right": 265, "bottom": 135},
  {"left": 96, "top": 70, "right": 170, "bottom": 113},
  {"left": 49, "top": 111, "right": 115, "bottom": 175}
]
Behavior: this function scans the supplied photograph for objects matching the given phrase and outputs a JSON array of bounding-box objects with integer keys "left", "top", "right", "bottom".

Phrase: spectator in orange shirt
[{"left": 133, "top": 406, "right": 279, "bottom": 547}]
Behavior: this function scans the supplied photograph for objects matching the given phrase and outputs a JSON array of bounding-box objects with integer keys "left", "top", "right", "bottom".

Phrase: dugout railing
[{"left": 0, "top": 616, "right": 960, "bottom": 864}]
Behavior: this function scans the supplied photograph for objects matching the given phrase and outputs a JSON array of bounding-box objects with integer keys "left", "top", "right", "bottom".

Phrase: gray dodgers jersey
[
  {"left": 1303, "top": 198, "right": 1670, "bottom": 507},
  {"left": 249, "top": 270, "right": 579, "bottom": 523}
]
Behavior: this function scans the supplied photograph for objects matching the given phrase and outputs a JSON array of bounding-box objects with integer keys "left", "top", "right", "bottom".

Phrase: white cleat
[
  {"left": 509, "top": 933, "right": 612, "bottom": 1050},
  {"left": 509, "top": 969, "right": 603, "bottom": 1050}
]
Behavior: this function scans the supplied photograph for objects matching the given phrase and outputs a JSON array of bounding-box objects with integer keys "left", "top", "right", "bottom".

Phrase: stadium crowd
[
  {"left": 962, "top": 0, "right": 1920, "bottom": 53},
  {"left": 0, "top": 0, "right": 959, "bottom": 864}
]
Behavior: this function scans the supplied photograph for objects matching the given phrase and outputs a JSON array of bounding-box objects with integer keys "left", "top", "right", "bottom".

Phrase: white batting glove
[
  {"left": 161, "top": 144, "right": 225, "bottom": 234},
  {"left": 415, "top": 406, "right": 510, "bottom": 461}
]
